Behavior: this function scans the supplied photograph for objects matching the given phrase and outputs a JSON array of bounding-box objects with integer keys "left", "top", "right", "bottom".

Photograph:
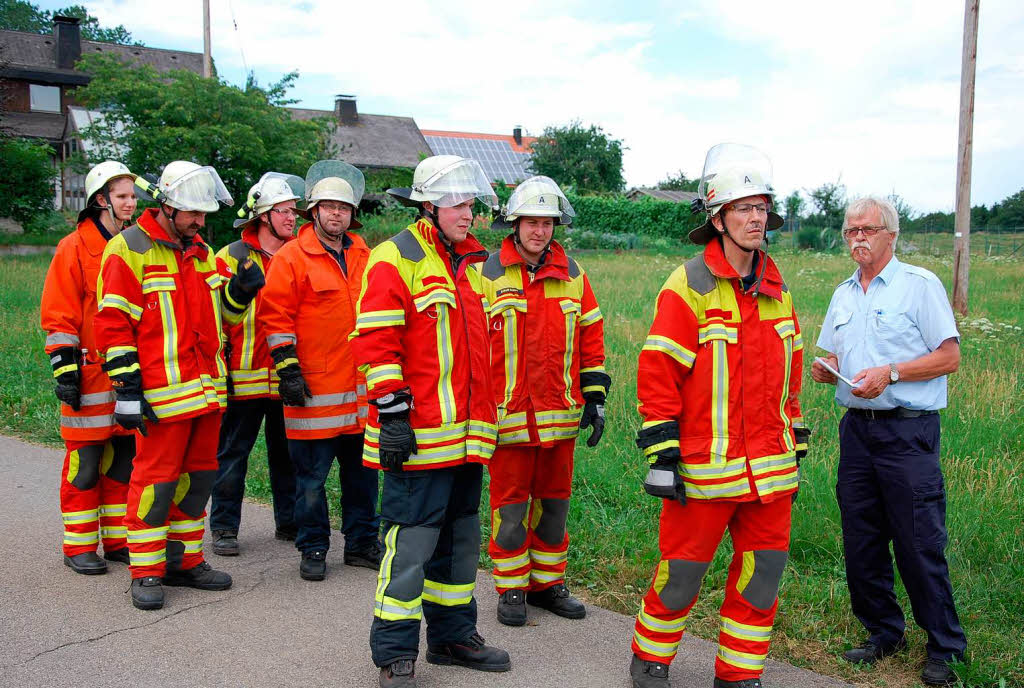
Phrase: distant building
[
  {"left": 0, "top": 16, "right": 202, "bottom": 210},
  {"left": 422, "top": 126, "right": 536, "bottom": 186},
  {"left": 626, "top": 188, "right": 700, "bottom": 204}
]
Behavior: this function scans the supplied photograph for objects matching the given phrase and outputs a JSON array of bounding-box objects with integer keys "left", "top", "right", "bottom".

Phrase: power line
[{"left": 227, "top": 0, "right": 250, "bottom": 81}]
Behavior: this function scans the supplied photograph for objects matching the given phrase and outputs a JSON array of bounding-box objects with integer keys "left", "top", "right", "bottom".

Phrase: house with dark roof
[
  {"left": 0, "top": 16, "right": 202, "bottom": 210},
  {"left": 422, "top": 127, "right": 537, "bottom": 186}
]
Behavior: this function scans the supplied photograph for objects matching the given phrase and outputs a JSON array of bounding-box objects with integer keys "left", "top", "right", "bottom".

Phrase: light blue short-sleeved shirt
[{"left": 816, "top": 256, "right": 960, "bottom": 410}]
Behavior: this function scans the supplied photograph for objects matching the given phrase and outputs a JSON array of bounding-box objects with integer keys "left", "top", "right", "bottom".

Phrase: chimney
[
  {"left": 53, "top": 16, "right": 82, "bottom": 70},
  {"left": 335, "top": 94, "right": 358, "bottom": 125},
  {"left": 513, "top": 125, "right": 523, "bottom": 146}
]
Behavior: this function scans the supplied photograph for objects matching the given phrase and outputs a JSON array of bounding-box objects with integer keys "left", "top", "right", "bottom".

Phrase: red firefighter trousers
[
  {"left": 125, "top": 412, "right": 220, "bottom": 579},
  {"left": 60, "top": 436, "right": 135, "bottom": 556},
  {"left": 488, "top": 439, "right": 575, "bottom": 593},
  {"left": 631, "top": 496, "right": 792, "bottom": 682}
]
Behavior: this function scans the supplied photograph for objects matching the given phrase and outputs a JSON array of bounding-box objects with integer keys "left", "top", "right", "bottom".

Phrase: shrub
[
  {"left": 566, "top": 194, "right": 702, "bottom": 241},
  {"left": 0, "top": 137, "right": 58, "bottom": 226}
]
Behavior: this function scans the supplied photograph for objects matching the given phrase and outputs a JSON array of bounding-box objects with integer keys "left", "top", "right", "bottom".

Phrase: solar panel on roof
[{"left": 425, "top": 135, "right": 531, "bottom": 184}]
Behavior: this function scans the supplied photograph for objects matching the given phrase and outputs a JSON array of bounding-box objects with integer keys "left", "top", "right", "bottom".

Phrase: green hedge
[{"left": 566, "top": 194, "right": 703, "bottom": 241}]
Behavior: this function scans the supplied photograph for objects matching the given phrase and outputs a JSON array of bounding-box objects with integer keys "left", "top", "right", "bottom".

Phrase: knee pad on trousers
[
  {"left": 737, "top": 549, "right": 789, "bottom": 610},
  {"left": 654, "top": 559, "right": 712, "bottom": 611},
  {"left": 138, "top": 480, "right": 178, "bottom": 527},
  {"left": 492, "top": 501, "right": 529, "bottom": 551},
  {"left": 532, "top": 498, "right": 570, "bottom": 546},
  {"left": 68, "top": 444, "right": 103, "bottom": 490},
  {"left": 173, "top": 470, "right": 217, "bottom": 518},
  {"left": 451, "top": 513, "right": 481, "bottom": 583},
  {"left": 382, "top": 525, "right": 441, "bottom": 599},
  {"left": 166, "top": 539, "right": 184, "bottom": 572},
  {"left": 102, "top": 436, "right": 135, "bottom": 485}
]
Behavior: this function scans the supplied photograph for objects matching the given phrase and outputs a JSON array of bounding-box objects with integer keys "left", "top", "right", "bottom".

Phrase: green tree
[
  {"left": 0, "top": 0, "right": 141, "bottom": 45},
  {"left": 782, "top": 191, "right": 804, "bottom": 219},
  {"left": 0, "top": 137, "right": 58, "bottom": 224},
  {"left": 990, "top": 188, "right": 1024, "bottom": 228},
  {"left": 804, "top": 179, "right": 846, "bottom": 229},
  {"left": 528, "top": 121, "right": 624, "bottom": 194},
  {"left": 72, "top": 54, "right": 333, "bottom": 246},
  {"left": 656, "top": 170, "right": 699, "bottom": 192},
  {"left": 886, "top": 192, "right": 915, "bottom": 227}
]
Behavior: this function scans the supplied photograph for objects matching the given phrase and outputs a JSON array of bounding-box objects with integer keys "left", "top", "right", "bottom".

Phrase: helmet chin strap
[
  {"left": 264, "top": 210, "right": 290, "bottom": 241},
  {"left": 423, "top": 204, "right": 455, "bottom": 248},
  {"left": 717, "top": 213, "right": 769, "bottom": 297},
  {"left": 312, "top": 207, "right": 344, "bottom": 242},
  {"left": 512, "top": 219, "right": 552, "bottom": 270}
]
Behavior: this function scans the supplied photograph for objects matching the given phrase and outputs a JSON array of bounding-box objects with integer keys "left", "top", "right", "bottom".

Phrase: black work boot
[
  {"left": 344, "top": 542, "right": 382, "bottom": 570},
  {"left": 921, "top": 658, "right": 959, "bottom": 686},
  {"left": 497, "top": 589, "right": 527, "bottom": 626},
  {"left": 300, "top": 550, "right": 327, "bottom": 581},
  {"left": 163, "top": 561, "right": 232, "bottom": 590},
  {"left": 425, "top": 632, "right": 511, "bottom": 672},
  {"left": 379, "top": 659, "right": 417, "bottom": 688},
  {"left": 630, "top": 654, "right": 669, "bottom": 687},
  {"left": 103, "top": 547, "right": 130, "bottom": 564},
  {"left": 526, "top": 583, "right": 586, "bottom": 619},
  {"left": 275, "top": 525, "right": 297, "bottom": 542},
  {"left": 64, "top": 551, "right": 107, "bottom": 575},
  {"left": 714, "top": 678, "right": 762, "bottom": 688},
  {"left": 842, "top": 636, "right": 907, "bottom": 664},
  {"left": 131, "top": 576, "right": 164, "bottom": 610},
  {"left": 212, "top": 530, "right": 239, "bottom": 556}
]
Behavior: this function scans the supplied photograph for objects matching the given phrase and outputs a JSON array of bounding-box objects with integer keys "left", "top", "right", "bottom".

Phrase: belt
[{"left": 847, "top": 408, "right": 938, "bottom": 420}]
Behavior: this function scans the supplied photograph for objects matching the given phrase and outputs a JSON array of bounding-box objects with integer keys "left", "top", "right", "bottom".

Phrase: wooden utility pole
[
  {"left": 952, "top": 0, "right": 979, "bottom": 316},
  {"left": 202, "top": 0, "right": 212, "bottom": 79}
]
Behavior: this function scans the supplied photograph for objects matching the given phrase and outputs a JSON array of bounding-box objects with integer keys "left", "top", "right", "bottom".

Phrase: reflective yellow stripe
[
  {"left": 717, "top": 647, "right": 768, "bottom": 671},
  {"left": 638, "top": 599, "right": 688, "bottom": 633},
  {"left": 529, "top": 569, "right": 563, "bottom": 583},
  {"left": 492, "top": 551, "right": 530, "bottom": 571},
  {"left": 529, "top": 549, "right": 567, "bottom": 566},
  {"left": 643, "top": 335, "right": 696, "bottom": 368},
  {"left": 168, "top": 519, "right": 204, "bottom": 533},
  {"left": 493, "top": 572, "right": 531, "bottom": 587},
  {"left": 157, "top": 291, "right": 180, "bottom": 385},
  {"left": 684, "top": 477, "right": 751, "bottom": 500},
  {"left": 366, "top": 363, "right": 403, "bottom": 389},
  {"left": 580, "top": 306, "right": 602, "bottom": 326},
  {"left": 562, "top": 304, "right": 577, "bottom": 407},
  {"left": 698, "top": 325, "right": 738, "bottom": 344},
  {"left": 63, "top": 530, "right": 99, "bottom": 545},
  {"left": 52, "top": 363, "right": 78, "bottom": 377},
  {"left": 356, "top": 309, "right": 406, "bottom": 331},
  {"left": 181, "top": 539, "right": 203, "bottom": 554},
  {"left": 106, "top": 345, "right": 137, "bottom": 358},
  {"left": 377, "top": 595, "right": 423, "bottom": 621},
  {"left": 778, "top": 330, "right": 795, "bottom": 452},
  {"left": 720, "top": 616, "right": 772, "bottom": 642},
  {"left": 129, "top": 549, "right": 166, "bottom": 566},
  {"left": 99, "top": 504, "right": 127, "bottom": 517},
  {"left": 422, "top": 579, "right": 474, "bottom": 606},
  {"left": 501, "top": 308, "right": 518, "bottom": 412},
  {"left": 435, "top": 305, "right": 455, "bottom": 424},
  {"left": 709, "top": 338, "right": 729, "bottom": 463},
  {"left": 679, "top": 456, "right": 748, "bottom": 479},
  {"left": 100, "top": 525, "right": 127, "bottom": 539},
  {"left": 62, "top": 508, "right": 99, "bottom": 524},
  {"left": 127, "top": 526, "right": 169, "bottom": 543},
  {"left": 632, "top": 630, "right": 678, "bottom": 658},
  {"left": 99, "top": 294, "right": 143, "bottom": 320}
]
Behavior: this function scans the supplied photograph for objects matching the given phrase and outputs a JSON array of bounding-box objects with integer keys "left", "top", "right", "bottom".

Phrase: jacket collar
[
  {"left": 136, "top": 208, "right": 210, "bottom": 257},
  {"left": 77, "top": 217, "right": 109, "bottom": 257},
  {"left": 414, "top": 218, "right": 488, "bottom": 262},
  {"left": 703, "top": 237, "right": 785, "bottom": 301},
  {"left": 296, "top": 223, "right": 368, "bottom": 256},
  {"left": 499, "top": 235, "right": 571, "bottom": 281}
]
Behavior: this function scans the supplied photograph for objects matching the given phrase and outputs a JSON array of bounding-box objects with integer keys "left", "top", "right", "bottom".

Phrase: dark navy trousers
[
  {"left": 837, "top": 411, "right": 966, "bottom": 661},
  {"left": 210, "top": 397, "right": 295, "bottom": 534}
]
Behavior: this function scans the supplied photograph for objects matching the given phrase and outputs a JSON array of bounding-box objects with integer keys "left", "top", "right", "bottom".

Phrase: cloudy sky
[{"left": 48, "top": 0, "right": 1024, "bottom": 213}]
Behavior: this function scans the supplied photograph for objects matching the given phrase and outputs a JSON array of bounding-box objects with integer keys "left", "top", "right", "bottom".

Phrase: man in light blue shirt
[{"left": 812, "top": 197, "right": 965, "bottom": 687}]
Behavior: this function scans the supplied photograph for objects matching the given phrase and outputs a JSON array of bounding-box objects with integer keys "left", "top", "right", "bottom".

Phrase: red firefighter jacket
[
  {"left": 351, "top": 218, "right": 497, "bottom": 470},
  {"left": 258, "top": 223, "right": 368, "bottom": 440},
  {"left": 216, "top": 226, "right": 292, "bottom": 401},
  {"left": 479, "top": 237, "right": 607, "bottom": 446},
  {"left": 94, "top": 208, "right": 244, "bottom": 421},
  {"left": 638, "top": 239, "right": 806, "bottom": 502},
  {"left": 40, "top": 219, "right": 130, "bottom": 441}
]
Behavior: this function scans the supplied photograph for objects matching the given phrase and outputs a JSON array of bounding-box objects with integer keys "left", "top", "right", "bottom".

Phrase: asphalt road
[{"left": 0, "top": 434, "right": 848, "bottom": 688}]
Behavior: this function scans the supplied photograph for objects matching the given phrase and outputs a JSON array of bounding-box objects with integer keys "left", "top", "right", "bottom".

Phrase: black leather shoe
[
  {"left": 300, "top": 550, "right": 327, "bottom": 581},
  {"left": 497, "top": 589, "right": 527, "bottom": 626},
  {"left": 921, "top": 658, "right": 959, "bottom": 686},
  {"left": 526, "top": 583, "right": 586, "bottom": 619},
  {"left": 379, "top": 659, "right": 417, "bottom": 687},
  {"left": 714, "top": 678, "right": 763, "bottom": 688},
  {"left": 64, "top": 551, "right": 107, "bottom": 575},
  {"left": 212, "top": 530, "right": 239, "bottom": 556},
  {"left": 344, "top": 542, "right": 382, "bottom": 570},
  {"left": 630, "top": 654, "right": 669, "bottom": 687},
  {"left": 131, "top": 576, "right": 164, "bottom": 610},
  {"left": 163, "top": 561, "right": 232, "bottom": 590},
  {"left": 425, "top": 632, "right": 511, "bottom": 672},
  {"left": 842, "top": 636, "right": 908, "bottom": 664},
  {"left": 103, "top": 547, "right": 130, "bottom": 564},
  {"left": 275, "top": 525, "right": 297, "bottom": 542}
]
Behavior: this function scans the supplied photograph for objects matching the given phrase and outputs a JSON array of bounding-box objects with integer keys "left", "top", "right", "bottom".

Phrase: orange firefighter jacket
[
  {"left": 216, "top": 226, "right": 292, "bottom": 401},
  {"left": 258, "top": 223, "right": 368, "bottom": 440},
  {"left": 94, "top": 208, "right": 244, "bottom": 421},
  {"left": 40, "top": 218, "right": 130, "bottom": 442},
  {"left": 351, "top": 218, "right": 497, "bottom": 470},
  {"left": 638, "top": 238, "right": 806, "bottom": 502},
  {"left": 479, "top": 236, "right": 607, "bottom": 446}
]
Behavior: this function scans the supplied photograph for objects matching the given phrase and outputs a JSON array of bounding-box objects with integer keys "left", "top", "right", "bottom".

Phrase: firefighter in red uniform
[
  {"left": 259, "top": 160, "right": 380, "bottom": 582},
  {"left": 95, "top": 161, "right": 265, "bottom": 610},
  {"left": 478, "top": 176, "right": 610, "bottom": 626},
  {"left": 41, "top": 161, "right": 138, "bottom": 575},
  {"left": 209, "top": 173, "right": 303, "bottom": 556},
  {"left": 628, "top": 144, "right": 809, "bottom": 688},
  {"left": 352, "top": 155, "right": 510, "bottom": 687}
]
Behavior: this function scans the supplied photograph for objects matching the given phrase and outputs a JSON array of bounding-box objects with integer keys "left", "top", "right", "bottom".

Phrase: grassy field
[{"left": 1, "top": 245, "right": 1021, "bottom": 688}]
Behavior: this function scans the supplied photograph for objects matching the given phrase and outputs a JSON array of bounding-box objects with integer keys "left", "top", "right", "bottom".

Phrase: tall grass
[{"left": 2, "top": 247, "right": 1020, "bottom": 687}]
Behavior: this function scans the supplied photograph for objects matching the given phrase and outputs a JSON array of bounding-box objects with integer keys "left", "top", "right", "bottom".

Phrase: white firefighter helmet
[
  {"left": 150, "top": 161, "right": 233, "bottom": 213},
  {"left": 503, "top": 176, "right": 575, "bottom": 225},
  {"left": 388, "top": 155, "right": 498, "bottom": 210},
  {"left": 233, "top": 172, "right": 303, "bottom": 229},
  {"left": 77, "top": 160, "right": 136, "bottom": 223},
  {"left": 690, "top": 143, "right": 784, "bottom": 244},
  {"left": 299, "top": 160, "right": 364, "bottom": 228}
]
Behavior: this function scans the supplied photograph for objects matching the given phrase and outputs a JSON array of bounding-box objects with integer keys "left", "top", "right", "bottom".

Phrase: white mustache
[{"left": 851, "top": 241, "right": 871, "bottom": 250}]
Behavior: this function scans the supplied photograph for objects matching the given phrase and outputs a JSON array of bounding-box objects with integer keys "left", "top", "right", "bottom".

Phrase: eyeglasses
[
  {"left": 269, "top": 208, "right": 297, "bottom": 218},
  {"left": 842, "top": 225, "right": 886, "bottom": 238},
  {"left": 318, "top": 202, "right": 351, "bottom": 213},
  {"left": 726, "top": 202, "right": 770, "bottom": 215}
]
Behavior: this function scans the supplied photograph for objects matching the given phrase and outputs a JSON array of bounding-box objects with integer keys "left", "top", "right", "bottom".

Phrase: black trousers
[{"left": 837, "top": 411, "right": 966, "bottom": 661}]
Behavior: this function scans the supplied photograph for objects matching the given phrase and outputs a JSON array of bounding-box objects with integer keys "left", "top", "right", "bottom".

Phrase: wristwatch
[{"left": 889, "top": 363, "right": 900, "bottom": 384}]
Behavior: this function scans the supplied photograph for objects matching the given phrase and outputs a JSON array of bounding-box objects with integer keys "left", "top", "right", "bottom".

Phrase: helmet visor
[
  {"left": 164, "top": 166, "right": 233, "bottom": 212},
  {"left": 698, "top": 143, "right": 775, "bottom": 208},
  {"left": 305, "top": 160, "right": 365, "bottom": 205},
  {"left": 505, "top": 175, "right": 575, "bottom": 220},
  {"left": 416, "top": 159, "right": 498, "bottom": 209}
]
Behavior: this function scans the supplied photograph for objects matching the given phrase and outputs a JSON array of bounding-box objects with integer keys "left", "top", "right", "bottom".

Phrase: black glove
[
  {"left": 793, "top": 426, "right": 811, "bottom": 503},
  {"left": 579, "top": 396, "right": 606, "bottom": 448},
  {"left": 50, "top": 346, "right": 82, "bottom": 411},
  {"left": 636, "top": 421, "right": 686, "bottom": 506},
  {"left": 373, "top": 389, "right": 417, "bottom": 472},
  {"left": 272, "top": 345, "right": 311, "bottom": 407},
  {"left": 222, "top": 338, "right": 234, "bottom": 395},
  {"left": 102, "top": 351, "right": 158, "bottom": 436},
  {"left": 226, "top": 258, "right": 265, "bottom": 309}
]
